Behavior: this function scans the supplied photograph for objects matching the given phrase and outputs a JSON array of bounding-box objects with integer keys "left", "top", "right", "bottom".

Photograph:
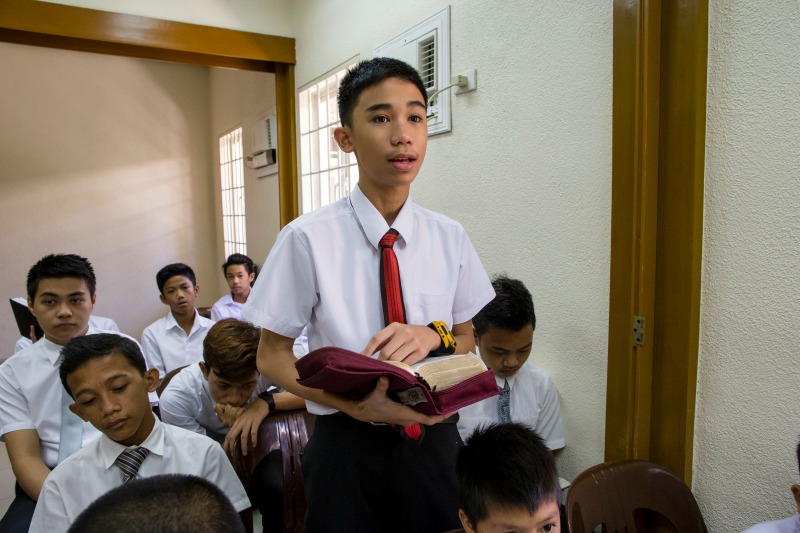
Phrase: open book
[{"left": 295, "top": 347, "right": 500, "bottom": 416}]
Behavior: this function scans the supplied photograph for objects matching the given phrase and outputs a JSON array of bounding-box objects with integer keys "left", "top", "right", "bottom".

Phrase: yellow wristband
[{"left": 428, "top": 321, "right": 457, "bottom": 355}]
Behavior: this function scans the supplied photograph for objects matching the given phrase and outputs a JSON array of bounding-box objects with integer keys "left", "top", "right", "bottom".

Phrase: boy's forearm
[
  {"left": 452, "top": 320, "right": 476, "bottom": 354},
  {"left": 5, "top": 430, "right": 51, "bottom": 500},
  {"left": 272, "top": 391, "right": 306, "bottom": 411}
]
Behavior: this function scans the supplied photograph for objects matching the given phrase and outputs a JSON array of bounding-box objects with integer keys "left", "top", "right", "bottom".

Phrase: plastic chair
[
  {"left": 567, "top": 460, "right": 707, "bottom": 533},
  {"left": 230, "top": 409, "right": 316, "bottom": 533}
]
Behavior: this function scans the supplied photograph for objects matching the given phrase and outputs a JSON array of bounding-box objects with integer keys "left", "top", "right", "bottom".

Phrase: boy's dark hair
[
  {"left": 473, "top": 275, "right": 536, "bottom": 336},
  {"left": 26, "top": 253, "right": 96, "bottom": 299},
  {"left": 59, "top": 334, "right": 147, "bottom": 398},
  {"left": 203, "top": 318, "right": 261, "bottom": 382},
  {"left": 337, "top": 57, "right": 429, "bottom": 128},
  {"left": 222, "top": 253, "right": 256, "bottom": 276},
  {"left": 67, "top": 474, "right": 245, "bottom": 533},
  {"left": 156, "top": 263, "right": 197, "bottom": 294},
  {"left": 457, "top": 423, "right": 560, "bottom": 526}
]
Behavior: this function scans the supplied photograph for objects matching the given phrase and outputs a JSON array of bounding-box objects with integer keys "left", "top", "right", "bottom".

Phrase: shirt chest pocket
[{"left": 409, "top": 292, "right": 454, "bottom": 326}]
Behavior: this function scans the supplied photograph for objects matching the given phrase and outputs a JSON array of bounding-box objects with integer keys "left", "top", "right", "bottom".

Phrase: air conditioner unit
[{"left": 252, "top": 112, "right": 278, "bottom": 175}]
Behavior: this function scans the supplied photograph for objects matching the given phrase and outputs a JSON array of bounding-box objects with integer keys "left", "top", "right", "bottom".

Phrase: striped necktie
[
  {"left": 379, "top": 229, "right": 422, "bottom": 442},
  {"left": 498, "top": 380, "right": 511, "bottom": 423},
  {"left": 115, "top": 446, "right": 150, "bottom": 483}
]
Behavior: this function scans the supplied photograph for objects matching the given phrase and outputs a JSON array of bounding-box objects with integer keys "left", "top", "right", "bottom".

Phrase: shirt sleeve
[
  {"left": 210, "top": 302, "right": 223, "bottom": 322},
  {"left": 202, "top": 443, "right": 251, "bottom": 512},
  {"left": 29, "top": 476, "right": 70, "bottom": 533},
  {"left": 452, "top": 231, "right": 495, "bottom": 325},
  {"left": 159, "top": 379, "right": 208, "bottom": 437},
  {"left": 140, "top": 326, "right": 165, "bottom": 379},
  {"left": 536, "top": 376, "right": 566, "bottom": 451},
  {"left": 0, "top": 363, "right": 34, "bottom": 436}
]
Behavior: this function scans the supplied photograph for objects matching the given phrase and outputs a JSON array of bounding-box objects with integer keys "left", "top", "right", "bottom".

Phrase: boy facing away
[
  {"left": 141, "top": 262, "right": 215, "bottom": 379},
  {"left": 243, "top": 57, "right": 495, "bottom": 532},
  {"left": 30, "top": 333, "right": 249, "bottom": 531},
  {"left": 457, "top": 423, "right": 561, "bottom": 533},
  {"left": 210, "top": 253, "right": 256, "bottom": 321},
  {"left": 159, "top": 318, "right": 304, "bottom": 533},
  {"left": 457, "top": 276, "right": 565, "bottom": 452},
  {"left": 0, "top": 254, "right": 110, "bottom": 531}
]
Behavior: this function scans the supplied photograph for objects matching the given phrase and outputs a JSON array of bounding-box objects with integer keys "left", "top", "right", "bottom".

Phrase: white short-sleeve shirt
[
  {"left": 457, "top": 360, "right": 566, "bottom": 450},
  {"left": 159, "top": 362, "right": 273, "bottom": 442},
  {"left": 0, "top": 327, "right": 120, "bottom": 468},
  {"left": 140, "top": 310, "right": 215, "bottom": 379},
  {"left": 243, "top": 185, "right": 495, "bottom": 415},
  {"left": 210, "top": 293, "right": 242, "bottom": 322},
  {"left": 29, "top": 417, "right": 250, "bottom": 532}
]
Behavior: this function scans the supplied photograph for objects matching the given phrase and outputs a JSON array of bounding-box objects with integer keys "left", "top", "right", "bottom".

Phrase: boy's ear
[
  {"left": 199, "top": 362, "right": 210, "bottom": 380},
  {"left": 458, "top": 509, "right": 476, "bottom": 533},
  {"left": 144, "top": 368, "right": 159, "bottom": 393},
  {"left": 792, "top": 484, "right": 800, "bottom": 513},
  {"left": 247, "top": 272, "right": 255, "bottom": 283},
  {"left": 90, "top": 293, "right": 97, "bottom": 306},
  {"left": 159, "top": 294, "right": 167, "bottom": 305},
  {"left": 68, "top": 401, "right": 89, "bottom": 422},
  {"left": 334, "top": 126, "right": 355, "bottom": 153}
]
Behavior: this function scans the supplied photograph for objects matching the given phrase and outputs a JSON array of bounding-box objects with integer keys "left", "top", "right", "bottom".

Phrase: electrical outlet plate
[{"left": 455, "top": 69, "right": 477, "bottom": 94}]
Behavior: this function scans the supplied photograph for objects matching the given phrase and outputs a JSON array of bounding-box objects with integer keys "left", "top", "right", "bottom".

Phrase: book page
[{"left": 412, "top": 353, "right": 487, "bottom": 390}]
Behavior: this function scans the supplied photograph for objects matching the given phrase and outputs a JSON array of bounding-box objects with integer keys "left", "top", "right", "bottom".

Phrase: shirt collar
[
  {"left": 350, "top": 184, "right": 415, "bottom": 250},
  {"left": 165, "top": 310, "right": 201, "bottom": 334},
  {"left": 99, "top": 416, "right": 165, "bottom": 470}
]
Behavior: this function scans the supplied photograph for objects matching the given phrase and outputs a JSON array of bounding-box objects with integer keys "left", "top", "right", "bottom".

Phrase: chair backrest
[
  {"left": 156, "top": 364, "right": 189, "bottom": 397},
  {"left": 230, "top": 408, "right": 316, "bottom": 533},
  {"left": 567, "top": 460, "right": 707, "bottom": 533}
]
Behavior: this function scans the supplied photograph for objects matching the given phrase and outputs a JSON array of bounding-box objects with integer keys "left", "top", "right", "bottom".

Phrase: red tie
[{"left": 379, "top": 229, "right": 422, "bottom": 442}]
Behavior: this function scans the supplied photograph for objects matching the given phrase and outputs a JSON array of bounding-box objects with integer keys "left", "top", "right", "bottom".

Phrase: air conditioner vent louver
[{"left": 419, "top": 36, "right": 436, "bottom": 91}]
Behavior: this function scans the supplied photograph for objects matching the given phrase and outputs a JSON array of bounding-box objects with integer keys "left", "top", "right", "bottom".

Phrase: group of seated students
[{"left": 0, "top": 252, "right": 566, "bottom": 532}]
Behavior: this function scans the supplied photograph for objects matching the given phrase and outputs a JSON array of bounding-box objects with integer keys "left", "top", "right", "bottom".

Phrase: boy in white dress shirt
[
  {"left": 457, "top": 276, "right": 565, "bottom": 452},
  {"left": 30, "top": 333, "right": 249, "bottom": 532},
  {"left": 456, "top": 423, "right": 561, "bottom": 533},
  {"left": 141, "top": 263, "right": 215, "bottom": 379},
  {"left": 243, "top": 57, "right": 495, "bottom": 532},
  {"left": 210, "top": 254, "right": 256, "bottom": 321},
  {"left": 0, "top": 254, "right": 109, "bottom": 531},
  {"left": 159, "top": 318, "right": 304, "bottom": 533}
]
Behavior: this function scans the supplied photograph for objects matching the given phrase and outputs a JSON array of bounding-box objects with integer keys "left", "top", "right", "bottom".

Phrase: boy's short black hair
[
  {"left": 26, "top": 253, "right": 96, "bottom": 299},
  {"left": 59, "top": 334, "right": 147, "bottom": 398},
  {"left": 67, "top": 474, "right": 244, "bottom": 533},
  {"left": 473, "top": 275, "right": 536, "bottom": 336},
  {"left": 156, "top": 263, "right": 197, "bottom": 294},
  {"left": 338, "top": 57, "right": 429, "bottom": 128},
  {"left": 457, "top": 423, "right": 560, "bottom": 527},
  {"left": 203, "top": 319, "right": 261, "bottom": 382},
  {"left": 222, "top": 253, "right": 256, "bottom": 276}
]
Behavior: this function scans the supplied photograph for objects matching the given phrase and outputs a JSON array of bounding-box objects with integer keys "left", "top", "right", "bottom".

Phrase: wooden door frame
[
  {"left": 606, "top": 0, "right": 708, "bottom": 483},
  {"left": 0, "top": 0, "right": 299, "bottom": 226}
]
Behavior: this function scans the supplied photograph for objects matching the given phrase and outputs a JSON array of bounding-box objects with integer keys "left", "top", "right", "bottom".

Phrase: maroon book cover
[{"left": 295, "top": 346, "right": 500, "bottom": 416}]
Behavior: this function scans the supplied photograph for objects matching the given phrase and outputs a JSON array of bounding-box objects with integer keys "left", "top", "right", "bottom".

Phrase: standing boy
[
  {"left": 30, "top": 333, "right": 249, "bottom": 531},
  {"left": 456, "top": 423, "right": 562, "bottom": 533},
  {"left": 0, "top": 254, "right": 109, "bottom": 531},
  {"left": 141, "top": 263, "right": 215, "bottom": 379},
  {"left": 457, "top": 276, "right": 565, "bottom": 452},
  {"left": 243, "top": 57, "right": 495, "bottom": 532},
  {"left": 210, "top": 253, "right": 256, "bottom": 321}
]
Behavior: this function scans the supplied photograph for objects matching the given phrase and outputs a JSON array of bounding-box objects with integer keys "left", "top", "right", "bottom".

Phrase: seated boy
[
  {"left": 210, "top": 253, "right": 256, "bottom": 321},
  {"left": 68, "top": 474, "right": 245, "bottom": 533},
  {"left": 741, "top": 439, "right": 800, "bottom": 533},
  {"left": 456, "top": 423, "right": 561, "bottom": 533},
  {"left": 30, "top": 333, "right": 249, "bottom": 531},
  {"left": 141, "top": 263, "right": 215, "bottom": 379},
  {"left": 0, "top": 254, "right": 113, "bottom": 530},
  {"left": 159, "top": 318, "right": 305, "bottom": 533},
  {"left": 457, "top": 276, "right": 565, "bottom": 452}
]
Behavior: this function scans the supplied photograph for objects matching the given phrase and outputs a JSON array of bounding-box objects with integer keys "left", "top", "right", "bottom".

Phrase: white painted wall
[
  {"left": 0, "top": 42, "right": 217, "bottom": 350},
  {"left": 290, "top": 0, "right": 613, "bottom": 484},
  {"left": 694, "top": 1, "right": 800, "bottom": 531}
]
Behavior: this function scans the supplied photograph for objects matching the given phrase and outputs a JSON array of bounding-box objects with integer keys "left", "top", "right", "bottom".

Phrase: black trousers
[
  {"left": 301, "top": 414, "right": 463, "bottom": 533},
  {"left": 249, "top": 449, "right": 284, "bottom": 533},
  {"left": 0, "top": 483, "right": 35, "bottom": 533}
]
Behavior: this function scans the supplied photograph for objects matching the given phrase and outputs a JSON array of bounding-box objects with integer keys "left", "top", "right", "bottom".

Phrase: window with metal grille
[
  {"left": 219, "top": 127, "right": 247, "bottom": 256},
  {"left": 298, "top": 58, "right": 359, "bottom": 214}
]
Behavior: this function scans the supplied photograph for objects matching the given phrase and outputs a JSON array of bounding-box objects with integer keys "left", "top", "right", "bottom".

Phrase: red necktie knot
[{"left": 380, "top": 229, "right": 399, "bottom": 248}]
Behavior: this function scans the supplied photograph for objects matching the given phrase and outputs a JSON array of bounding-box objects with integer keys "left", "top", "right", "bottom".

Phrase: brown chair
[
  {"left": 156, "top": 364, "right": 189, "bottom": 397},
  {"left": 230, "top": 409, "right": 316, "bottom": 533},
  {"left": 566, "top": 460, "right": 708, "bottom": 533}
]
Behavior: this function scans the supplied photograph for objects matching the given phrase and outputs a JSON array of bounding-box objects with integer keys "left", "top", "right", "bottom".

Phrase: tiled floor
[{"left": 0, "top": 442, "right": 262, "bottom": 531}]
